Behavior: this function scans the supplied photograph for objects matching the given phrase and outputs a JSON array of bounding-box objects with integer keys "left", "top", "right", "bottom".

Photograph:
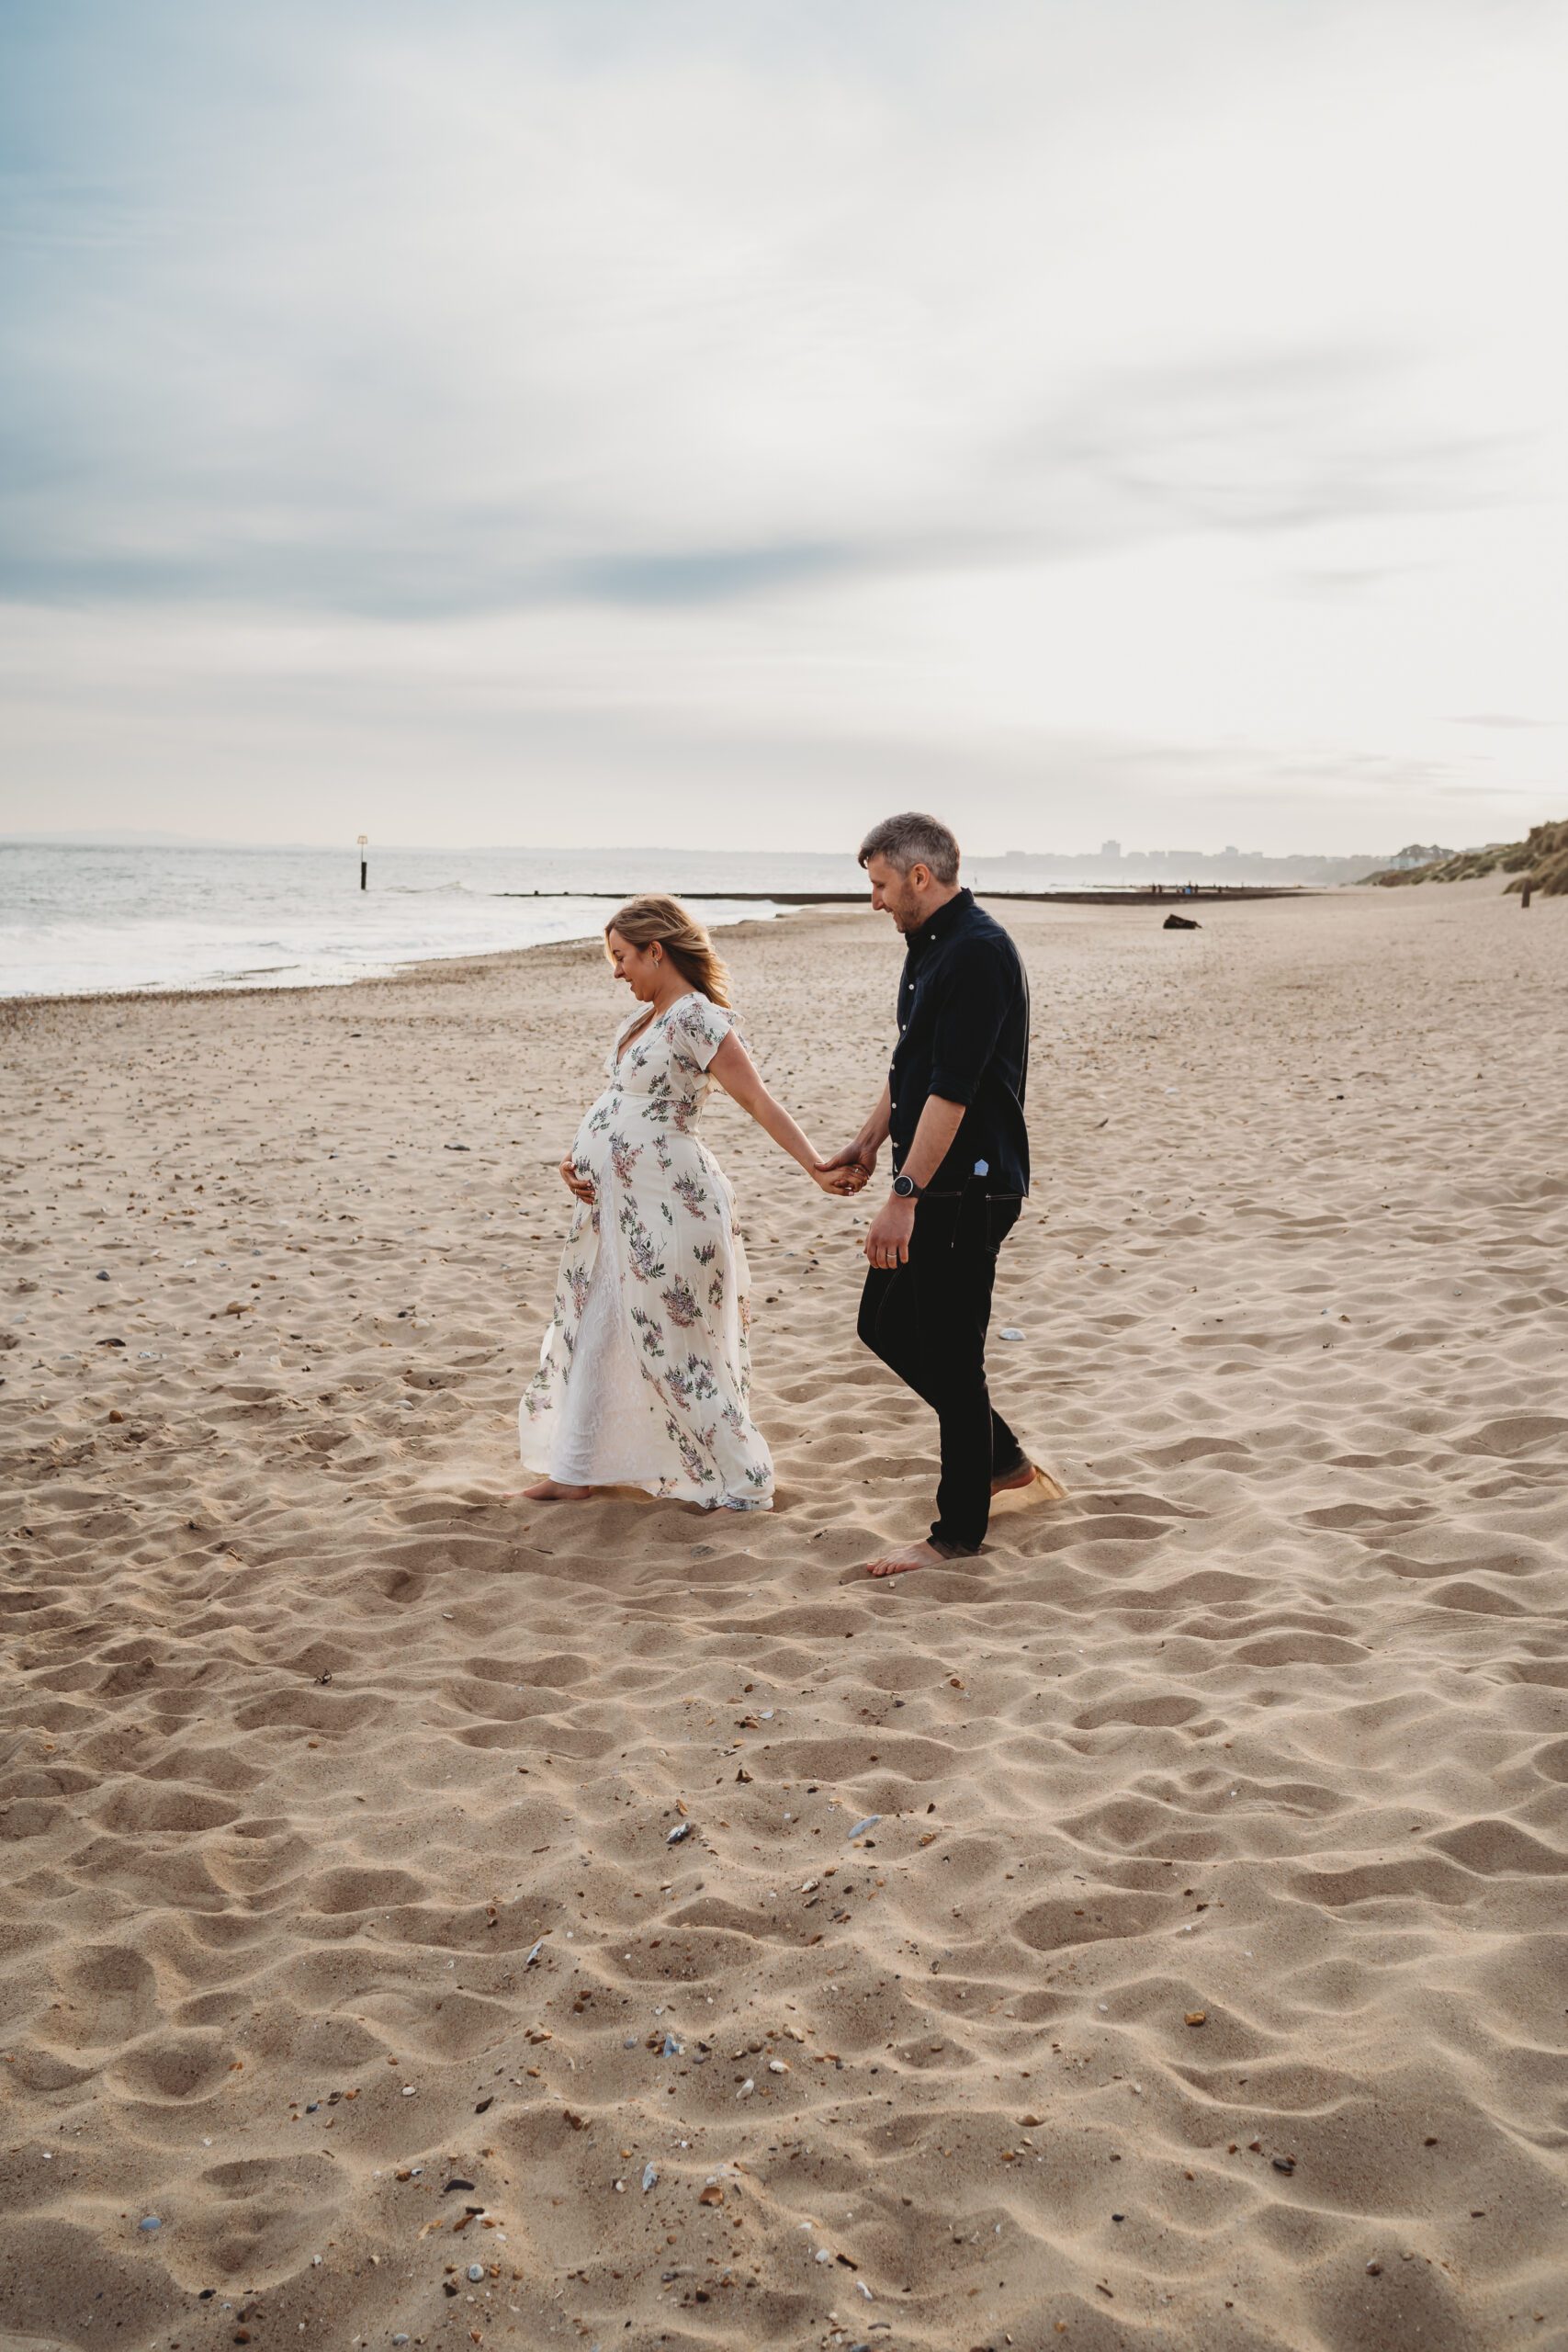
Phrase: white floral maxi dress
[{"left": 519, "top": 992, "right": 774, "bottom": 1510}]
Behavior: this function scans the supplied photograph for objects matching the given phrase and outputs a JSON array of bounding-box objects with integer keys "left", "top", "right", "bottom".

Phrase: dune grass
[{"left": 1366, "top": 817, "right": 1568, "bottom": 896}]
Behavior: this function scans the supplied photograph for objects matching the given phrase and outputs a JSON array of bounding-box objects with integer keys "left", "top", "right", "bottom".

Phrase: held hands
[
  {"left": 815, "top": 1141, "right": 876, "bottom": 1197},
  {"left": 558, "top": 1153, "right": 595, "bottom": 1204},
  {"left": 812, "top": 1156, "right": 870, "bottom": 1196}
]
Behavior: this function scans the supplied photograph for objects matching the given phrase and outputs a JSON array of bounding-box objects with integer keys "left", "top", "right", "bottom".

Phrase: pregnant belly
[
  {"left": 571, "top": 1103, "right": 719, "bottom": 1193},
  {"left": 570, "top": 1095, "right": 668, "bottom": 1180},
  {"left": 570, "top": 1102, "right": 614, "bottom": 1176}
]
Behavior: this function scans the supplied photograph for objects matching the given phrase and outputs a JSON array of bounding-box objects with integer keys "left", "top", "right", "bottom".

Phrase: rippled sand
[{"left": 3, "top": 878, "right": 1565, "bottom": 2351}]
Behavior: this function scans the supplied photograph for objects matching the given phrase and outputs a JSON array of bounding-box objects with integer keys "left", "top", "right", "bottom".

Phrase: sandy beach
[{"left": 2, "top": 879, "right": 1566, "bottom": 2352}]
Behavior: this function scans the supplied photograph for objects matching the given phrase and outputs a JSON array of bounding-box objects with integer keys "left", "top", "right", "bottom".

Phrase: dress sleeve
[{"left": 671, "top": 995, "right": 734, "bottom": 1070}]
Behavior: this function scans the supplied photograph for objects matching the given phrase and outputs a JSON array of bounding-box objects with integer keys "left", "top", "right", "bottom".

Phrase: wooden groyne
[{"left": 498, "top": 885, "right": 1314, "bottom": 908}]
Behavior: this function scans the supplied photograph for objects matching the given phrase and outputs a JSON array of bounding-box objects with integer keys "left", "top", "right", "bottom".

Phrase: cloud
[
  {"left": 1, "top": 0, "right": 1566, "bottom": 847},
  {"left": 1448, "top": 712, "right": 1559, "bottom": 729}
]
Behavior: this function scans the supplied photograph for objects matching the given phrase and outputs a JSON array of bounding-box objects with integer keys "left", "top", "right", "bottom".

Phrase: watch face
[{"left": 893, "top": 1175, "right": 915, "bottom": 1196}]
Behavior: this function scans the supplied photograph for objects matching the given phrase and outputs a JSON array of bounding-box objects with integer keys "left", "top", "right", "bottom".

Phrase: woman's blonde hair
[{"left": 605, "top": 895, "right": 731, "bottom": 1008}]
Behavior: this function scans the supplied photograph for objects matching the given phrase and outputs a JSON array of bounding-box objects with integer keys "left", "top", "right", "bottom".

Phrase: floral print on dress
[
  {"left": 661, "top": 1276, "right": 699, "bottom": 1328},
  {"left": 519, "top": 991, "right": 773, "bottom": 1510},
  {"left": 609, "top": 1133, "right": 642, "bottom": 1186}
]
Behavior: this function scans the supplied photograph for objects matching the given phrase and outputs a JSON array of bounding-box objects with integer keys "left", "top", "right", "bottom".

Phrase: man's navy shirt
[{"left": 888, "top": 888, "right": 1030, "bottom": 1195}]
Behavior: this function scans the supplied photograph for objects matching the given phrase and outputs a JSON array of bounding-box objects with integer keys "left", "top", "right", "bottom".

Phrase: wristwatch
[{"left": 891, "top": 1172, "right": 923, "bottom": 1200}]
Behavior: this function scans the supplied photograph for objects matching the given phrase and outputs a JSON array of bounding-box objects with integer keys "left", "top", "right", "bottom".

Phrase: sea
[
  {"left": 0, "top": 839, "right": 1150, "bottom": 1001},
  {"left": 0, "top": 842, "right": 812, "bottom": 1001}
]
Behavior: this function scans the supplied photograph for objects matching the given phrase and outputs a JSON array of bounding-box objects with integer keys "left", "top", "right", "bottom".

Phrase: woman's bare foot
[{"left": 513, "top": 1479, "right": 593, "bottom": 1502}]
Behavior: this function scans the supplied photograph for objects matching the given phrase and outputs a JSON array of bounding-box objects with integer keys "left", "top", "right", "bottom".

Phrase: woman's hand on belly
[{"left": 559, "top": 1152, "right": 596, "bottom": 1204}]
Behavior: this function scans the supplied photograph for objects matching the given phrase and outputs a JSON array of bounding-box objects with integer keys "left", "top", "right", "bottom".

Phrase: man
[{"left": 823, "top": 813, "right": 1060, "bottom": 1577}]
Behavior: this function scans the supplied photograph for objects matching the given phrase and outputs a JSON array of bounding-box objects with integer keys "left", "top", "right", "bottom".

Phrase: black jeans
[{"left": 857, "top": 1191, "right": 1025, "bottom": 1554}]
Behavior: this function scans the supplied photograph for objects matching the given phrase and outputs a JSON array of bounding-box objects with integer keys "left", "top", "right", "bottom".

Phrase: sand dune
[{"left": 3, "top": 879, "right": 1566, "bottom": 2350}]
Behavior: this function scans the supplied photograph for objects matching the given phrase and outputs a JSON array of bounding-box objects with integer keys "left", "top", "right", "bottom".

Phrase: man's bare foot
[
  {"left": 864, "top": 1539, "right": 968, "bottom": 1578},
  {"left": 991, "top": 1461, "right": 1068, "bottom": 1502},
  {"left": 513, "top": 1479, "right": 592, "bottom": 1502},
  {"left": 991, "top": 1460, "right": 1038, "bottom": 1496}
]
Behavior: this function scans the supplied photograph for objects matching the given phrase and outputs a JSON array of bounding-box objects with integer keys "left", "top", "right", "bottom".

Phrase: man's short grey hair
[{"left": 857, "top": 812, "right": 961, "bottom": 885}]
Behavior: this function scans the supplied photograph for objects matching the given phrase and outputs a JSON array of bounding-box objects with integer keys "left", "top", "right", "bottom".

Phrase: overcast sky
[{"left": 2, "top": 0, "right": 1563, "bottom": 854}]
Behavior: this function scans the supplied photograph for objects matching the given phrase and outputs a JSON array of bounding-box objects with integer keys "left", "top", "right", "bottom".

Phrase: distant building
[
  {"left": 1100, "top": 839, "right": 1121, "bottom": 860},
  {"left": 1385, "top": 842, "right": 1456, "bottom": 870}
]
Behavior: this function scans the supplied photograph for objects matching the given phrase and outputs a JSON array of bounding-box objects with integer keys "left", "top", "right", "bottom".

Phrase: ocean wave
[{"left": 0, "top": 852, "right": 784, "bottom": 998}]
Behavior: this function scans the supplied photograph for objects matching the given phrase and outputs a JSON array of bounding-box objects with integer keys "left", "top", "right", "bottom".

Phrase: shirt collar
[{"left": 909, "top": 886, "right": 973, "bottom": 952}]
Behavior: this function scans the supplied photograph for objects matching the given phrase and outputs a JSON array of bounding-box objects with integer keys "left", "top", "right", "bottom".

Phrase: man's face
[{"left": 864, "top": 854, "right": 928, "bottom": 933}]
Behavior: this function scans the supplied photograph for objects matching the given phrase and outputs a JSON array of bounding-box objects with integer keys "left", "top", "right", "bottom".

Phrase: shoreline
[
  {"left": 0, "top": 901, "right": 823, "bottom": 1021},
  {"left": 0, "top": 883, "right": 1325, "bottom": 1019},
  {"left": 500, "top": 883, "right": 1318, "bottom": 905}
]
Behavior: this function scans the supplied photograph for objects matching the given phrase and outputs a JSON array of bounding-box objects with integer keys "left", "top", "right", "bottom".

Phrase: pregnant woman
[{"left": 520, "top": 896, "right": 861, "bottom": 1510}]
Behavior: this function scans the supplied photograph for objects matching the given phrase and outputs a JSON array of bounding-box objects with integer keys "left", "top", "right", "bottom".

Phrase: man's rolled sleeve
[{"left": 929, "top": 944, "right": 1009, "bottom": 1105}]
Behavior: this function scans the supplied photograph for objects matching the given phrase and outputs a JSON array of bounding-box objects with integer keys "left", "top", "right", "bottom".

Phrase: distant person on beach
[
  {"left": 519, "top": 896, "right": 863, "bottom": 1510},
  {"left": 820, "top": 814, "right": 1062, "bottom": 1576}
]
